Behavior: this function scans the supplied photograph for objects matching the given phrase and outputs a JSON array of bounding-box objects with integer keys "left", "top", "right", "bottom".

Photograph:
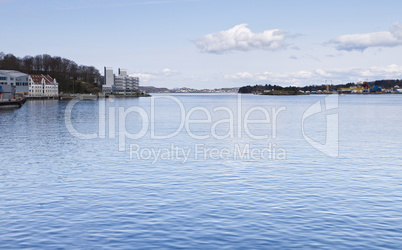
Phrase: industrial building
[
  {"left": 102, "top": 67, "right": 139, "bottom": 95},
  {"left": 0, "top": 70, "right": 29, "bottom": 99}
]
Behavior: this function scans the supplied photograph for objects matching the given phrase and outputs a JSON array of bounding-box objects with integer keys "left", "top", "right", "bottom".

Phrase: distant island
[
  {"left": 140, "top": 86, "right": 239, "bottom": 93},
  {"left": 139, "top": 80, "right": 402, "bottom": 95},
  {"left": 239, "top": 80, "right": 402, "bottom": 95}
]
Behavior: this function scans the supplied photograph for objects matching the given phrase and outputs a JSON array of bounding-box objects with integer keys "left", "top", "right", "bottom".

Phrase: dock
[{"left": 0, "top": 98, "right": 27, "bottom": 109}]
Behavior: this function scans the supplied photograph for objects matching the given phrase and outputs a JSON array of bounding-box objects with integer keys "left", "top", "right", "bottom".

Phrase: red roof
[{"left": 30, "top": 74, "right": 56, "bottom": 85}]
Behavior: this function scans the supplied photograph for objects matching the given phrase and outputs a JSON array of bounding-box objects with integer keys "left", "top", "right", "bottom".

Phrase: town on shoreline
[{"left": 1, "top": 52, "right": 402, "bottom": 108}]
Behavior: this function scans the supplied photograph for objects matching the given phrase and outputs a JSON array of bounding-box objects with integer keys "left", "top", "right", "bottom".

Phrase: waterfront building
[
  {"left": 0, "top": 70, "right": 29, "bottom": 99},
  {"left": 102, "top": 67, "right": 114, "bottom": 94},
  {"left": 102, "top": 67, "right": 139, "bottom": 95},
  {"left": 28, "top": 74, "right": 59, "bottom": 97}
]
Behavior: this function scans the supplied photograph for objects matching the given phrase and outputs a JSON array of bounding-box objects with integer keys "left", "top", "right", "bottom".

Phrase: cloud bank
[
  {"left": 329, "top": 22, "right": 402, "bottom": 51},
  {"left": 130, "top": 68, "right": 179, "bottom": 82},
  {"left": 225, "top": 64, "right": 402, "bottom": 86},
  {"left": 195, "top": 24, "right": 288, "bottom": 53}
]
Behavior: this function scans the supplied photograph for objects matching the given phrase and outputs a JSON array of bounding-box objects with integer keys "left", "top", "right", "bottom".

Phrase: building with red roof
[{"left": 28, "top": 74, "right": 59, "bottom": 97}]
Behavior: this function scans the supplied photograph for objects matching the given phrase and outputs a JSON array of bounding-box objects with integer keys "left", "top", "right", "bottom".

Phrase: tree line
[
  {"left": 0, "top": 52, "right": 103, "bottom": 93},
  {"left": 239, "top": 79, "right": 402, "bottom": 94},
  {"left": 238, "top": 84, "right": 284, "bottom": 93}
]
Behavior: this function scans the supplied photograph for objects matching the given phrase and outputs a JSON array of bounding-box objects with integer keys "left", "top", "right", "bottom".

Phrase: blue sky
[{"left": 2, "top": 0, "right": 402, "bottom": 88}]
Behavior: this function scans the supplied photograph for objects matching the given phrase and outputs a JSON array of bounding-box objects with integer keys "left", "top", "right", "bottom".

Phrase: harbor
[
  {"left": 0, "top": 97, "right": 26, "bottom": 109},
  {"left": 2, "top": 0, "right": 402, "bottom": 247}
]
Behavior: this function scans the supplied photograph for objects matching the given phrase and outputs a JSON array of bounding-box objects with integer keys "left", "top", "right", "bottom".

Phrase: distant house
[
  {"left": 0, "top": 70, "right": 29, "bottom": 99},
  {"left": 29, "top": 74, "right": 59, "bottom": 97}
]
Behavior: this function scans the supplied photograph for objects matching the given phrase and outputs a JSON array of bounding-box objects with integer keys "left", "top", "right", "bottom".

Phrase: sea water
[{"left": 1, "top": 94, "right": 402, "bottom": 249}]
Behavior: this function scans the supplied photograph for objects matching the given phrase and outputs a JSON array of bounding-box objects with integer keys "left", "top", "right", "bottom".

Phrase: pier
[{"left": 0, "top": 98, "right": 27, "bottom": 109}]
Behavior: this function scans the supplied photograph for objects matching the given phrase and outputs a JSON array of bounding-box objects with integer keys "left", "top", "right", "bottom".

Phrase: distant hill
[
  {"left": 140, "top": 86, "right": 170, "bottom": 93},
  {"left": 140, "top": 86, "right": 239, "bottom": 93}
]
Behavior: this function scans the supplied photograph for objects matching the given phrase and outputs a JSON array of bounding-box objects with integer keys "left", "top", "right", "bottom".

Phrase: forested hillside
[{"left": 0, "top": 52, "right": 102, "bottom": 93}]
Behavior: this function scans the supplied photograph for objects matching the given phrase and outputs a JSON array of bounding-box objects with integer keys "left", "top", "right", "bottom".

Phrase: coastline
[{"left": 0, "top": 98, "right": 26, "bottom": 109}]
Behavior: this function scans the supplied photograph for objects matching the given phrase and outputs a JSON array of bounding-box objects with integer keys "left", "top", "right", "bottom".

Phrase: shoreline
[{"left": 26, "top": 93, "right": 152, "bottom": 101}]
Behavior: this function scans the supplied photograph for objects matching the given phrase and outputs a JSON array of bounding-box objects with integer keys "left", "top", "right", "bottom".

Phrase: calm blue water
[{"left": 1, "top": 94, "right": 402, "bottom": 249}]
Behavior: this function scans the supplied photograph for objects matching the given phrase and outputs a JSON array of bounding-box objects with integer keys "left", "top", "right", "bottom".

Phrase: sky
[{"left": 2, "top": 0, "right": 402, "bottom": 89}]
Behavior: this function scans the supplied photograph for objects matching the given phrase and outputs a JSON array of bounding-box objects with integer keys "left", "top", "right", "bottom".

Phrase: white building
[
  {"left": 0, "top": 70, "right": 29, "bottom": 99},
  {"left": 102, "top": 67, "right": 139, "bottom": 95},
  {"left": 28, "top": 74, "right": 59, "bottom": 97},
  {"left": 102, "top": 67, "right": 114, "bottom": 93}
]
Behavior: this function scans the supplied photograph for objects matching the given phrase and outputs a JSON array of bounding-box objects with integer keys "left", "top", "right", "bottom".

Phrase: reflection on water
[{"left": 1, "top": 94, "right": 402, "bottom": 249}]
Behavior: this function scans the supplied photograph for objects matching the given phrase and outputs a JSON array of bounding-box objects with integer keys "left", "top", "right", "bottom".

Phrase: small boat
[{"left": 0, "top": 98, "right": 27, "bottom": 109}]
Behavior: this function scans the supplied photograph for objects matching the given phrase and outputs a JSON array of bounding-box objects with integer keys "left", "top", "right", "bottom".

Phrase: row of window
[
  {"left": 0, "top": 82, "right": 30, "bottom": 86},
  {"left": 30, "top": 89, "right": 58, "bottom": 92},
  {"left": 30, "top": 84, "right": 58, "bottom": 86},
  {"left": 0, "top": 77, "right": 27, "bottom": 81},
  {"left": 31, "top": 86, "right": 57, "bottom": 88}
]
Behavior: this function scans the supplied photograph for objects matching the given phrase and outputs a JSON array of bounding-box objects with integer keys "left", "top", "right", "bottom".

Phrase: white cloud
[
  {"left": 195, "top": 24, "right": 289, "bottom": 53},
  {"left": 161, "top": 68, "right": 179, "bottom": 76},
  {"left": 329, "top": 22, "right": 402, "bottom": 51},
  {"left": 225, "top": 70, "right": 313, "bottom": 85},
  {"left": 390, "top": 22, "right": 402, "bottom": 39},
  {"left": 315, "top": 69, "right": 332, "bottom": 77},
  {"left": 225, "top": 64, "right": 402, "bottom": 86},
  {"left": 130, "top": 68, "right": 179, "bottom": 82},
  {"left": 225, "top": 72, "right": 254, "bottom": 79}
]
